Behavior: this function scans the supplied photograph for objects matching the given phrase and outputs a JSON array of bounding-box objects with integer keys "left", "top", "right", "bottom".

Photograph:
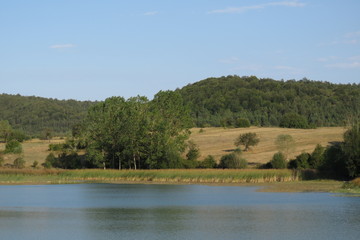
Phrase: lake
[{"left": 0, "top": 184, "right": 359, "bottom": 240}]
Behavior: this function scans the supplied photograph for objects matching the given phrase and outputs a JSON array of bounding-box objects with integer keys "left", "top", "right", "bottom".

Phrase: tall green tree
[
  {"left": 275, "top": 134, "right": 296, "bottom": 159},
  {"left": 0, "top": 120, "right": 13, "bottom": 142},
  {"left": 342, "top": 122, "right": 360, "bottom": 177},
  {"left": 234, "top": 132, "right": 260, "bottom": 151}
]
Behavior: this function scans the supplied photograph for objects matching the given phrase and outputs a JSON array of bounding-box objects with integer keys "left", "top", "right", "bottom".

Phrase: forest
[
  {"left": 177, "top": 75, "right": 360, "bottom": 128},
  {"left": 0, "top": 94, "right": 94, "bottom": 136}
]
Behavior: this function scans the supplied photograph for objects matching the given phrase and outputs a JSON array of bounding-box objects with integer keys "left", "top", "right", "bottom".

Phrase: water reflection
[{"left": 0, "top": 184, "right": 359, "bottom": 240}]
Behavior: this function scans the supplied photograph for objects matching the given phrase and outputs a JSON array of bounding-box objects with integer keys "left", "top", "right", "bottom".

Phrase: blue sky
[{"left": 1, "top": 0, "right": 359, "bottom": 101}]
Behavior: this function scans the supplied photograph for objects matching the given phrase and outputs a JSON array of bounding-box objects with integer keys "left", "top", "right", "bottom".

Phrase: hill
[
  {"left": 177, "top": 76, "right": 360, "bottom": 128},
  {"left": 0, "top": 94, "right": 95, "bottom": 136}
]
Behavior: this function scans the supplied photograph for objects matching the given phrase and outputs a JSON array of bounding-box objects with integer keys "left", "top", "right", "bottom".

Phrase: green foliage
[
  {"left": 8, "top": 129, "right": 29, "bottom": 142},
  {"left": 342, "top": 123, "right": 360, "bottom": 177},
  {"left": 84, "top": 91, "right": 192, "bottom": 170},
  {"left": 186, "top": 141, "right": 200, "bottom": 161},
  {"left": 48, "top": 143, "right": 65, "bottom": 151},
  {"left": 275, "top": 134, "right": 295, "bottom": 159},
  {"left": 13, "top": 157, "right": 25, "bottom": 169},
  {"left": 234, "top": 132, "right": 260, "bottom": 151},
  {"left": 279, "top": 113, "right": 309, "bottom": 129},
  {"left": 31, "top": 160, "right": 39, "bottom": 169},
  {"left": 320, "top": 144, "right": 348, "bottom": 178},
  {"left": 309, "top": 144, "right": 325, "bottom": 169},
  {"left": 178, "top": 76, "right": 360, "bottom": 127},
  {"left": 270, "top": 152, "right": 287, "bottom": 169},
  {"left": 197, "top": 155, "right": 217, "bottom": 168},
  {"left": 0, "top": 155, "right": 4, "bottom": 167},
  {"left": 41, "top": 128, "right": 53, "bottom": 141},
  {"left": 0, "top": 94, "right": 94, "bottom": 136},
  {"left": 4, "top": 140, "right": 23, "bottom": 154},
  {"left": 43, "top": 153, "right": 56, "bottom": 169},
  {"left": 219, "top": 152, "right": 247, "bottom": 169},
  {"left": 0, "top": 120, "right": 13, "bottom": 142},
  {"left": 85, "top": 147, "right": 104, "bottom": 168},
  {"left": 235, "top": 118, "right": 251, "bottom": 128},
  {"left": 288, "top": 152, "right": 310, "bottom": 169}
]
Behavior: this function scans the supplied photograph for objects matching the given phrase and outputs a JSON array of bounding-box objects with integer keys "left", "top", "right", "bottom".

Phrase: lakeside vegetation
[{"left": 0, "top": 168, "right": 359, "bottom": 193}]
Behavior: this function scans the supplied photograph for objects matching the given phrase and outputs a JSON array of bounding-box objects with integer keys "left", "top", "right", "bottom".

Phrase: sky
[{"left": 1, "top": 0, "right": 360, "bottom": 101}]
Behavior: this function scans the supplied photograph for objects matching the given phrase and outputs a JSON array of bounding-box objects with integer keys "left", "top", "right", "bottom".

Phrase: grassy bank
[
  {"left": 0, "top": 168, "right": 298, "bottom": 184},
  {"left": 1, "top": 168, "right": 357, "bottom": 193}
]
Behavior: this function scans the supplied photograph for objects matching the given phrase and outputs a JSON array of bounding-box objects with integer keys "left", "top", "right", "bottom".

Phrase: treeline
[
  {"left": 1, "top": 76, "right": 360, "bottom": 136},
  {"left": 0, "top": 94, "right": 94, "bottom": 136},
  {"left": 177, "top": 75, "right": 360, "bottom": 128}
]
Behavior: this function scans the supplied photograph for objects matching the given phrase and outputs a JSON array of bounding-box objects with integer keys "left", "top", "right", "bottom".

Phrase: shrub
[
  {"left": 4, "top": 140, "right": 23, "bottom": 154},
  {"left": 235, "top": 118, "right": 251, "bottom": 128},
  {"left": 43, "top": 153, "right": 56, "bottom": 168},
  {"left": 219, "top": 153, "right": 247, "bottom": 169},
  {"left": 309, "top": 144, "right": 325, "bottom": 169},
  {"left": 270, "top": 152, "right": 287, "bottom": 169},
  {"left": 288, "top": 152, "right": 310, "bottom": 169},
  {"left": 186, "top": 141, "right": 200, "bottom": 161},
  {"left": 279, "top": 113, "right": 309, "bottom": 129},
  {"left": 48, "top": 143, "right": 65, "bottom": 151},
  {"left": 0, "top": 155, "right": 4, "bottom": 167},
  {"left": 31, "top": 160, "right": 39, "bottom": 169},
  {"left": 198, "top": 155, "right": 217, "bottom": 168},
  {"left": 8, "top": 130, "right": 29, "bottom": 142},
  {"left": 13, "top": 157, "right": 25, "bottom": 169}
]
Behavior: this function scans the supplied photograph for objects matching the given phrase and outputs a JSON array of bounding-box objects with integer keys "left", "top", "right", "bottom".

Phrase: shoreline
[{"left": 0, "top": 168, "right": 358, "bottom": 194}]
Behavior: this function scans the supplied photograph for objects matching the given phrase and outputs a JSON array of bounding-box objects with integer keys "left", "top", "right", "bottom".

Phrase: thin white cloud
[
  {"left": 208, "top": 1, "right": 305, "bottom": 14},
  {"left": 326, "top": 62, "right": 360, "bottom": 69},
  {"left": 274, "top": 65, "right": 297, "bottom": 70},
  {"left": 316, "top": 56, "right": 338, "bottom": 62},
  {"left": 144, "top": 11, "right": 158, "bottom": 16},
  {"left": 320, "top": 55, "right": 360, "bottom": 69},
  {"left": 321, "top": 30, "right": 360, "bottom": 46},
  {"left": 349, "top": 55, "right": 360, "bottom": 61},
  {"left": 345, "top": 31, "right": 360, "bottom": 38},
  {"left": 219, "top": 57, "right": 239, "bottom": 64},
  {"left": 232, "top": 64, "right": 263, "bottom": 71},
  {"left": 50, "top": 44, "right": 76, "bottom": 49}
]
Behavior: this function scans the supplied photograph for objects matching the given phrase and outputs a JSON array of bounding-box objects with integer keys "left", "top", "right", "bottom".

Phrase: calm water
[{"left": 0, "top": 184, "right": 359, "bottom": 240}]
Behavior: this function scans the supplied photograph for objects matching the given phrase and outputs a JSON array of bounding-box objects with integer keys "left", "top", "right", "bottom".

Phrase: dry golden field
[
  {"left": 0, "top": 127, "right": 345, "bottom": 167},
  {"left": 0, "top": 138, "right": 63, "bottom": 167},
  {"left": 189, "top": 127, "right": 345, "bottom": 164}
]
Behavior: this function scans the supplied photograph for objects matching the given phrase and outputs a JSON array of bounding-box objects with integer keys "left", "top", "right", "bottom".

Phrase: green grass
[
  {"left": 0, "top": 168, "right": 299, "bottom": 184},
  {"left": 1, "top": 168, "right": 355, "bottom": 194}
]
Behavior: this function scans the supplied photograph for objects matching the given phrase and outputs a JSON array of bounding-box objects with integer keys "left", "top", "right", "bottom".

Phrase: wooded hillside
[
  {"left": 177, "top": 76, "right": 360, "bottom": 128},
  {"left": 0, "top": 94, "right": 94, "bottom": 136}
]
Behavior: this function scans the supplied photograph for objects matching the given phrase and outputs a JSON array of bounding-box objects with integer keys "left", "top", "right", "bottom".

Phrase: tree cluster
[{"left": 46, "top": 91, "right": 193, "bottom": 170}]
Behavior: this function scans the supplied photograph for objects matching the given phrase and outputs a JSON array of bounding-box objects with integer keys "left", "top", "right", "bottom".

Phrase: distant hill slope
[
  {"left": 177, "top": 76, "right": 360, "bottom": 127},
  {"left": 0, "top": 94, "right": 95, "bottom": 136}
]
